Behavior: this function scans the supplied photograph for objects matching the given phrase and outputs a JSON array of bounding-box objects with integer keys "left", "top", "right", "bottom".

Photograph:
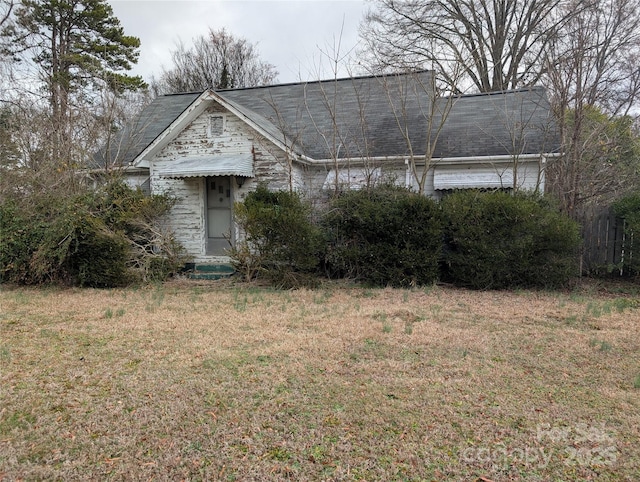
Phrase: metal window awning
[
  {"left": 157, "top": 154, "right": 254, "bottom": 179},
  {"left": 433, "top": 165, "right": 513, "bottom": 190}
]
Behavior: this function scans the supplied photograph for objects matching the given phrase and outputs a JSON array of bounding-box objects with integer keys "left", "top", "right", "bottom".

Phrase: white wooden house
[{"left": 96, "top": 71, "right": 558, "bottom": 264}]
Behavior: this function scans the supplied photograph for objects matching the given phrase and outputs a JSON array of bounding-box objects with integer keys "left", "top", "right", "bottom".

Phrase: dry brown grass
[{"left": 1, "top": 280, "right": 639, "bottom": 481}]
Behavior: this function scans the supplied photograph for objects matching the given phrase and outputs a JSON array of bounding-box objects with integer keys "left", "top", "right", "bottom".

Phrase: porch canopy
[{"left": 157, "top": 154, "right": 253, "bottom": 179}]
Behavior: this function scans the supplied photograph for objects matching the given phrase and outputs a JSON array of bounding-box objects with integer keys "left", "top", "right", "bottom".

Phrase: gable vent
[{"left": 209, "top": 115, "right": 225, "bottom": 137}]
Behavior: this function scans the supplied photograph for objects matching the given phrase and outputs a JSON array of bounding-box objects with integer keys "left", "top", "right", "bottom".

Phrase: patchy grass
[{"left": 1, "top": 281, "right": 639, "bottom": 480}]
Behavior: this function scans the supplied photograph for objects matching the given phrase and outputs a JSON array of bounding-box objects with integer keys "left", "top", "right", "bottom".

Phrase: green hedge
[
  {"left": 441, "top": 190, "right": 581, "bottom": 289},
  {"left": 0, "top": 200, "right": 46, "bottom": 284},
  {"left": 322, "top": 186, "right": 443, "bottom": 287},
  {"left": 230, "top": 184, "right": 324, "bottom": 288},
  {"left": 232, "top": 187, "right": 579, "bottom": 290}
]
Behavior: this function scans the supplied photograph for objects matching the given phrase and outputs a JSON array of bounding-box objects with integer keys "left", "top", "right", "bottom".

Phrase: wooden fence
[{"left": 580, "top": 206, "right": 633, "bottom": 276}]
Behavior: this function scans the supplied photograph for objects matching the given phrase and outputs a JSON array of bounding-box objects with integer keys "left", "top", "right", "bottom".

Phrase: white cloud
[{"left": 109, "top": 0, "right": 368, "bottom": 84}]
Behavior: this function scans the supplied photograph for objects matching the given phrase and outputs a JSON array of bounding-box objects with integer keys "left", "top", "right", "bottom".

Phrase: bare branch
[
  {"left": 151, "top": 28, "right": 278, "bottom": 95},
  {"left": 0, "top": 0, "right": 13, "bottom": 29},
  {"left": 545, "top": 0, "right": 640, "bottom": 215},
  {"left": 361, "top": 0, "right": 568, "bottom": 93}
]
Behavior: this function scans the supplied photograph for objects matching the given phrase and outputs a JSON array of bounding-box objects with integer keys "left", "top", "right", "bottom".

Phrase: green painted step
[
  {"left": 184, "top": 263, "right": 235, "bottom": 280},
  {"left": 188, "top": 272, "right": 232, "bottom": 280}
]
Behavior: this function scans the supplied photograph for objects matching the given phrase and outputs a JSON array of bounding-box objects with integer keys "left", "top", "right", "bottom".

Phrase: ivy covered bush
[
  {"left": 322, "top": 185, "right": 443, "bottom": 287},
  {"left": 230, "top": 184, "right": 324, "bottom": 288},
  {"left": 0, "top": 179, "right": 186, "bottom": 287},
  {"left": 441, "top": 190, "right": 581, "bottom": 289}
]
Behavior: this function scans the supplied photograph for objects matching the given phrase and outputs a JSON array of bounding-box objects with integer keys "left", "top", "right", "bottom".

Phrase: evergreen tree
[
  {"left": 4, "top": 0, "right": 144, "bottom": 120},
  {"left": 2, "top": 0, "right": 145, "bottom": 167}
]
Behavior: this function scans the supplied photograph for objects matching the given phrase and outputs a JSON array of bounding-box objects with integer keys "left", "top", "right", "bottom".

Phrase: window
[{"left": 323, "top": 167, "right": 382, "bottom": 190}]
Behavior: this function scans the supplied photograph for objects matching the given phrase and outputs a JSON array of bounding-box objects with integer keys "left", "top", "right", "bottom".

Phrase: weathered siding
[
  {"left": 122, "top": 170, "right": 151, "bottom": 194},
  {"left": 148, "top": 102, "right": 296, "bottom": 262},
  {"left": 153, "top": 175, "right": 206, "bottom": 260},
  {"left": 307, "top": 161, "right": 407, "bottom": 193},
  {"left": 251, "top": 141, "right": 305, "bottom": 192},
  {"left": 411, "top": 158, "right": 544, "bottom": 198},
  {"left": 154, "top": 106, "right": 255, "bottom": 161}
]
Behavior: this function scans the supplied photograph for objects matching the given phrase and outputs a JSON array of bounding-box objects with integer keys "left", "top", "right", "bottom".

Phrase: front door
[{"left": 206, "top": 176, "right": 232, "bottom": 255}]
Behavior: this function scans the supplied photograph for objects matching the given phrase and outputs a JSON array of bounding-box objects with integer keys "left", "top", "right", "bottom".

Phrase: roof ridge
[
  {"left": 213, "top": 69, "right": 434, "bottom": 93},
  {"left": 450, "top": 86, "right": 546, "bottom": 100},
  {"left": 160, "top": 77, "right": 543, "bottom": 99},
  {"left": 162, "top": 91, "right": 205, "bottom": 97}
]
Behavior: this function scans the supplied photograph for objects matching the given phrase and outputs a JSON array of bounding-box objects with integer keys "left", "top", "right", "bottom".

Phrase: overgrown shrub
[
  {"left": 441, "top": 190, "right": 580, "bottom": 289},
  {"left": 230, "top": 184, "right": 323, "bottom": 288},
  {"left": 613, "top": 192, "right": 640, "bottom": 276},
  {"left": 0, "top": 179, "right": 186, "bottom": 287},
  {"left": 27, "top": 194, "right": 131, "bottom": 287},
  {"left": 0, "top": 200, "right": 46, "bottom": 284},
  {"left": 322, "top": 185, "right": 443, "bottom": 287},
  {"left": 91, "top": 181, "right": 187, "bottom": 282}
]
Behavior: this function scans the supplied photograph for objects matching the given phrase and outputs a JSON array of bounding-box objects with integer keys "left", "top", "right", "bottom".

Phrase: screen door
[{"left": 206, "top": 177, "right": 232, "bottom": 255}]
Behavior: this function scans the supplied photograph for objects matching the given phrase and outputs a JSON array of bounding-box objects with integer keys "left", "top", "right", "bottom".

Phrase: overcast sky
[{"left": 109, "top": 0, "right": 369, "bottom": 86}]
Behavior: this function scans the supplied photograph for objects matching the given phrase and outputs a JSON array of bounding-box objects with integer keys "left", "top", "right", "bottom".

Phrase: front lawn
[{"left": 1, "top": 281, "right": 638, "bottom": 480}]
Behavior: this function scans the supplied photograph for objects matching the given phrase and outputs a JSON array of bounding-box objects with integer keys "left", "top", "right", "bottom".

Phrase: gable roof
[{"left": 96, "top": 71, "right": 558, "bottom": 168}]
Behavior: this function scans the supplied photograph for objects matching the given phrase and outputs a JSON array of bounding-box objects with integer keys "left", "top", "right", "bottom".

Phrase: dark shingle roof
[
  {"left": 97, "top": 72, "right": 558, "bottom": 167},
  {"left": 219, "top": 71, "right": 437, "bottom": 159},
  {"left": 94, "top": 92, "right": 201, "bottom": 167},
  {"left": 433, "top": 87, "right": 559, "bottom": 158},
  {"left": 222, "top": 74, "right": 559, "bottom": 159}
]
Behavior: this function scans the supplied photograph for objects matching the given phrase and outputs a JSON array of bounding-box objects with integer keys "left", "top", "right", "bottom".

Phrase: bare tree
[
  {"left": 0, "top": 102, "right": 84, "bottom": 197},
  {"left": 151, "top": 28, "right": 278, "bottom": 95},
  {"left": 260, "top": 32, "right": 379, "bottom": 196},
  {"left": 0, "top": 1, "right": 15, "bottom": 100},
  {"left": 256, "top": 91, "right": 306, "bottom": 194},
  {"left": 259, "top": 69, "right": 457, "bottom": 198},
  {"left": 91, "top": 88, "right": 154, "bottom": 172},
  {"left": 545, "top": 0, "right": 640, "bottom": 215},
  {"left": 379, "top": 68, "right": 463, "bottom": 195},
  {"left": 362, "top": 0, "right": 640, "bottom": 214},
  {"left": 304, "top": 40, "right": 372, "bottom": 194},
  {"left": 361, "top": 0, "right": 569, "bottom": 93},
  {"left": 0, "top": 81, "right": 152, "bottom": 202},
  {"left": 481, "top": 89, "right": 556, "bottom": 193}
]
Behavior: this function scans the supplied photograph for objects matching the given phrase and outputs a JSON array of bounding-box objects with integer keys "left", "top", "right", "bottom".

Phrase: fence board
[{"left": 580, "top": 206, "right": 631, "bottom": 276}]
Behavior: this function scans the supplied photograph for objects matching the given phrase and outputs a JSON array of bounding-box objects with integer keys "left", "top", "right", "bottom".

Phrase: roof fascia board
[
  {"left": 433, "top": 153, "right": 551, "bottom": 165},
  {"left": 306, "top": 152, "right": 556, "bottom": 167},
  {"left": 133, "top": 90, "right": 315, "bottom": 167},
  {"left": 84, "top": 165, "right": 149, "bottom": 175}
]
